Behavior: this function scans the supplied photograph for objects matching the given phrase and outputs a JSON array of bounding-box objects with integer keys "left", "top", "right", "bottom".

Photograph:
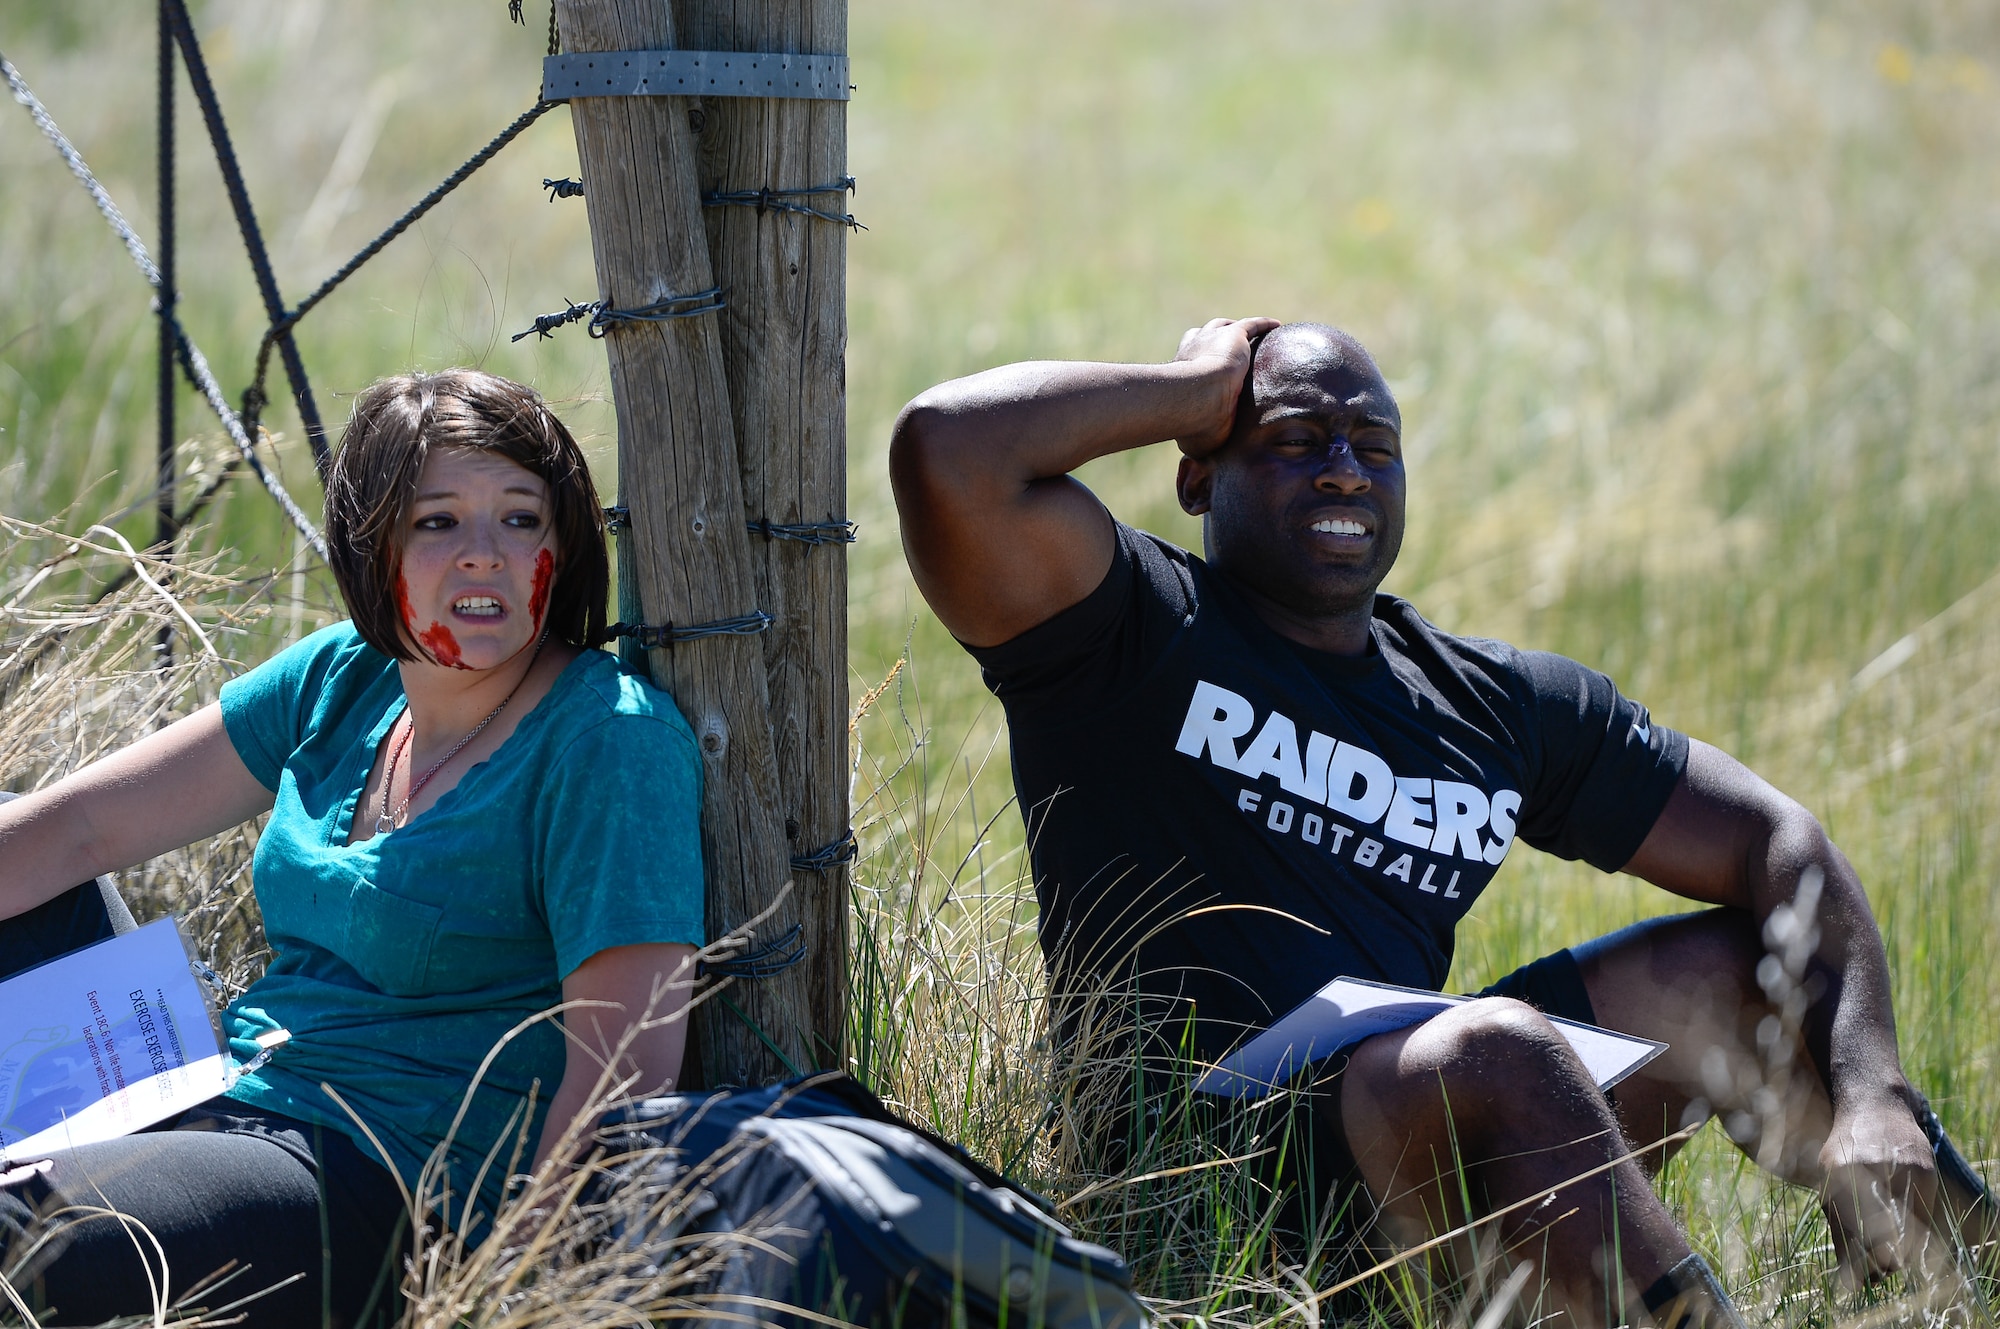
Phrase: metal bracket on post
[{"left": 542, "top": 51, "right": 850, "bottom": 101}]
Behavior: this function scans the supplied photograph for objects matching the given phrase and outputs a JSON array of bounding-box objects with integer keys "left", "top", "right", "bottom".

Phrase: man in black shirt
[{"left": 889, "top": 318, "right": 1988, "bottom": 1325}]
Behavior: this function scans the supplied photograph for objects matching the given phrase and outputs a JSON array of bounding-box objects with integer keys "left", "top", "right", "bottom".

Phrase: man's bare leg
[
  {"left": 1575, "top": 908, "right": 1991, "bottom": 1285},
  {"left": 1340, "top": 996, "right": 1736, "bottom": 1327},
  {"left": 1575, "top": 910, "right": 1828, "bottom": 1178}
]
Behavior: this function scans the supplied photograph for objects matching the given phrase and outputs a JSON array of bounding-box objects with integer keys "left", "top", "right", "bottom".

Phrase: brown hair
[{"left": 324, "top": 369, "right": 610, "bottom": 660}]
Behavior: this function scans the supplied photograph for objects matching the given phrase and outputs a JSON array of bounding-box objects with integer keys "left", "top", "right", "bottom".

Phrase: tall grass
[{"left": 6, "top": 0, "right": 2000, "bottom": 1322}]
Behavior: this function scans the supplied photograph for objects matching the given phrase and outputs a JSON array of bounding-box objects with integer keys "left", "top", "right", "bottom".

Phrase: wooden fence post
[
  {"left": 556, "top": 0, "right": 808, "bottom": 1085},
  {"left": 673, "top": 0, "right": 850, "bottom": 1069}
]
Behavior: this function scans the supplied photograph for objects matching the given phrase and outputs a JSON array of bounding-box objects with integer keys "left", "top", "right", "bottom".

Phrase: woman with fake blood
[{"left": 0, "top": 370, "right": 703, "bottom": 1326}]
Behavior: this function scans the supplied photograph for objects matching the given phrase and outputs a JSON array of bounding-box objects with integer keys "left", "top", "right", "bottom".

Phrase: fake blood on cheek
[
  {"left": 397, "top": 572, "right": 470, "bottom": 670},
  {"left": 420, "top": 622, "right": 466, "bottom": 669},
  {"left": 528, "top": 548, "right": 553, "bottom": 633}
]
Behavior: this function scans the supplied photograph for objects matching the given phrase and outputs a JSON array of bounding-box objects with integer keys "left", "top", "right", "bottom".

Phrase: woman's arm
[
  {"left": 0, "top": 704, "right": 275, "bottom": 922},
  {"left": 529, "top": 941, "right": 699, "bottom": 1174}
]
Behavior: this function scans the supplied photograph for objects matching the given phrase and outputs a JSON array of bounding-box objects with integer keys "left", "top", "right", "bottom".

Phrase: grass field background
[{"left": 5, "top": 0, "right": 2000, "bottom": 1320}]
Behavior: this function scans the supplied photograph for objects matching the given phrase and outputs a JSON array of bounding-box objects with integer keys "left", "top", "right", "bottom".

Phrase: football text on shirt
[{"left": 1174, "top": 680, "right": 1521, "bottom": 893}]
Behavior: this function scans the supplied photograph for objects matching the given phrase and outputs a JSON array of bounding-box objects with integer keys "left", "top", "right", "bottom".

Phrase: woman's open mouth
[{"left": 452, "top": 595, "right": 507, "bottom": 620}]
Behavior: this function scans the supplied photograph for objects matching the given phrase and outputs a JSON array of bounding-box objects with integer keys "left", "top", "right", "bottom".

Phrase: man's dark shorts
[{"left": 1241, "top": 946, "right": 1603, "bottom": 1259}]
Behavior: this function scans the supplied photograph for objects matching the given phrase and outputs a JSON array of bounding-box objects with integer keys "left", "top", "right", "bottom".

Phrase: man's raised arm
[{"left": 889, "top": 316, "right": 1278, "bottom": 647}]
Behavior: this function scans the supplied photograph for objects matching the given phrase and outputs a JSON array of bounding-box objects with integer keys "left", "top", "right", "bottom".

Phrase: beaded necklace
[{"left": 372, "top": 629, "right": 547, "bottom": 834}]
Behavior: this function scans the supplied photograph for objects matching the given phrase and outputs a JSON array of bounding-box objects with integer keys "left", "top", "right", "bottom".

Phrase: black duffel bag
[{"left": 595, "top": 1073, "right": 1148, "bottom": 1329}]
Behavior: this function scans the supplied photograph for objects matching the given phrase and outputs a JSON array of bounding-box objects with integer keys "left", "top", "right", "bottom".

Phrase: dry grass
[
  {"left": 0, "top": 515, "right": 287, "bottom": 990},
  {"left": 0, "top": 540, "right": 834, "bottom": 1325},
  {"left": 4, "top": 511, "right": 1997, "bottom": 1324},
  {"left": 8, "top": 0, "right": 2000, "bottom": 1322}
]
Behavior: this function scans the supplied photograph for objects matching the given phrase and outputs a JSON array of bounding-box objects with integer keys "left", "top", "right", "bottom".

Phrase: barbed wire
[
  {"left": 4, "top": 27, "right": 552, "bottom": 559},
  {"left": 789, "top": 828, "right": 857, "bottom": 873},
  {"left": 605, "top": 508, "right": 856, "bottom": 547},
  {"left": 506, "top": 0, "right": 562, "bottom": 58},
  {"left": 603, "top": 611, "right": 775, "bottom": 649},
  {"left": 747, "top": 518, "right": 858, "bottom": 546},
  {"left": 588, "top": 287, "right": 727, "bottom": 336},
  {"left": 161, "top": 0, "right": 328, "bottom": 471},
  {"left": 241, "top": 98, "right": 560, "bottom": 437},
  {"left": 703, "top": 177, "right": 864, "bottom": 230},
  {"left": 1, "top": 48, "right": 328, "bottom": 558},
  {"left": 697, "top": 922, "right": 806, "bottom": 979},
  {"left": 511, "top": 298, "right": 599, "bottom": 343}
]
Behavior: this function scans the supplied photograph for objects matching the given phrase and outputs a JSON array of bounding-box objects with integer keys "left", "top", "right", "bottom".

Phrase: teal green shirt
[{"left": 217, "top": 622, "right": 703, "bottom": 1238}]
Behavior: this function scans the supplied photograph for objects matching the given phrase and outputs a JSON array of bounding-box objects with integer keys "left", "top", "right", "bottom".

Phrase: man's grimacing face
[{"left": 1178, "top": 324, "right": 1407, "bottom": 620}]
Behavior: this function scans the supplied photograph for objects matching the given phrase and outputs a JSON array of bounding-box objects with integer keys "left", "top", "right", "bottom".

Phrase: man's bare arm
[
  {"left": 889, "top": 316, "right": 1277, "bottom": 647},
  {"left": 1623, "top": 738, "right": 1933, "bottom": 1275}
]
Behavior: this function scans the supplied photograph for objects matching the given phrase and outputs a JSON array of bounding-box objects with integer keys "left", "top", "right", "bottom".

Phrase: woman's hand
[
  {"left": 527, "top": 942, "right": 699, "bottom": 1177},
  {"left": 0, "top": 705, "right": 274, "bottom": 922}
]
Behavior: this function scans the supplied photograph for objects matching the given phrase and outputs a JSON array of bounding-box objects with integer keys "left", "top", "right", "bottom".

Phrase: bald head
[{"left": 1239, "top": 323, "right": 1398, "bottom": 439}]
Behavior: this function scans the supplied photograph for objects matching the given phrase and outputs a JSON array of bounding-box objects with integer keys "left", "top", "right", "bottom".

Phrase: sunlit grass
[{"left": 6, "top": 0, "right": 2000, "bottom": 1321}]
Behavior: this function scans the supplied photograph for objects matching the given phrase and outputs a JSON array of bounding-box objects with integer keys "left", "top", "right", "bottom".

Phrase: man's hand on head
[{"left": 1172, "top": 316, "right": 1281, "bottom": 458}]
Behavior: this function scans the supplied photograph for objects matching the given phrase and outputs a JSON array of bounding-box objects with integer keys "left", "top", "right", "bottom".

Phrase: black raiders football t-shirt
[{"left": 965, "top": 522, "right": 1690, "bottom": 1062}]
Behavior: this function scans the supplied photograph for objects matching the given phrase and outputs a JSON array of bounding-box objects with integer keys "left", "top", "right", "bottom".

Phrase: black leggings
[{"left": 0, "top": 831, "right": 407, "bottom": 1327}]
